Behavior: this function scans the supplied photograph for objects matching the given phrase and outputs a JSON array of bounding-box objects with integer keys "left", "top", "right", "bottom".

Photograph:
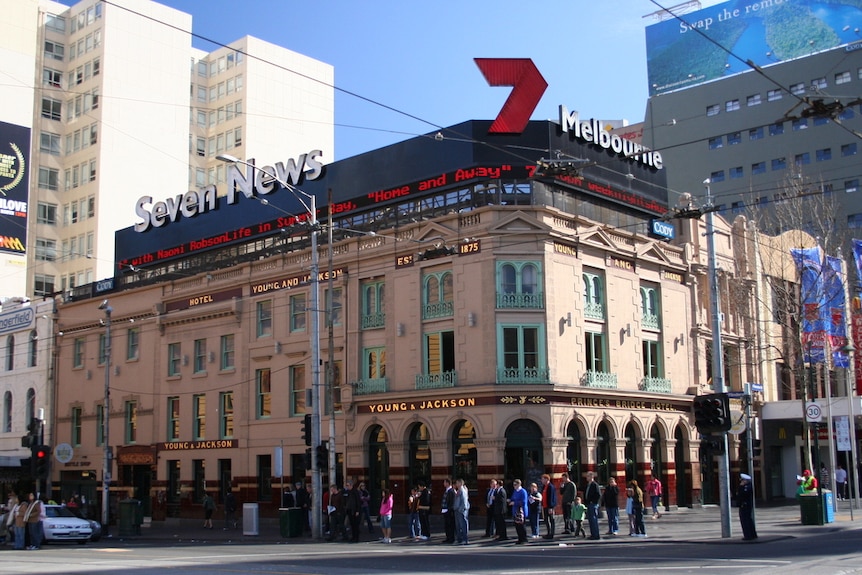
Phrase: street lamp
[
  {"left": 98, "top": 299, "right": 112, "bottom": 534},
  {"left": 842, "top": 343, "right": 858, "bottom": 515},
  {"left": 217, "top": 154, "right": 323, "bottom": 539}
]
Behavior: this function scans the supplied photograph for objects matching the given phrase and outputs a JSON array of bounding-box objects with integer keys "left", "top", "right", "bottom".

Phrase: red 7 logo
[{"left": 474, "top": 58, "right": 548, "bottom": 135}]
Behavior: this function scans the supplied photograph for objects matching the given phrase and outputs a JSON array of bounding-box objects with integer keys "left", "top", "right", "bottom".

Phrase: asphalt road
[{"left": 3, "top": 503, "right": 861, "bottom": 575}]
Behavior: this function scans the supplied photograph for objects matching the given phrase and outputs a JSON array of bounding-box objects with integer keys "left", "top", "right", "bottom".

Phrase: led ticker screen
[{"left": 115, "top": 120, "right": 668, "bottom": 270}]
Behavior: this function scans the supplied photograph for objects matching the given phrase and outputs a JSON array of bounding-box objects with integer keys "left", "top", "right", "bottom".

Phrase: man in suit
[
  {"left": 560, "top": 473, "right": 576, "bottom": 534},
  {"left": 541, "top": 474, "right": 557, "bottom": 539},
  {"left": 441, "top": 478, "right": 456, "bottom": 543},
  {"left": 493, "top": 479, "right": 508, "bottom": 541},
  {"left": 484, "top": 479, "right": 498, "bottom": 537}
]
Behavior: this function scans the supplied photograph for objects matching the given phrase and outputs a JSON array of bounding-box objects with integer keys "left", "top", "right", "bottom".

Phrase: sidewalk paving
[{"left": 103, "top": 501, "right": 862, "bottom": 547}]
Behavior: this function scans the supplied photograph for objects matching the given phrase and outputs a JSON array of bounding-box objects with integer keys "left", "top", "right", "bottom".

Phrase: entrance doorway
[
  {"left": 504, "top": 419, "right": 543, "bottom": 488},
  {"left": 368, "top": 425, "right": 389, "bottom": 510}
]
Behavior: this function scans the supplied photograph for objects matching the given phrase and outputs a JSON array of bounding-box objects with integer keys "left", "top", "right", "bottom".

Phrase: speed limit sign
[{"left": 805, "top": 401, "right": 822, "bottom": 423}]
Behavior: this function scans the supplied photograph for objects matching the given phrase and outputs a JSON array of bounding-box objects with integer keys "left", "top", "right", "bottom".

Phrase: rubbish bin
[
  {"left": 799, "top": 493, "right": 824, "bottom": 525},
  {"left": 118, "top": 498, "right": 142, "bottom": 536},
  {"left": 823, "top": 490, "right": 835, "bottom": 523},
  {"left": 282, "top": 507, "right": 303, "bottom": 537},
  {"left": 243, "top": 503, "right": 259, "bottom": 536}
]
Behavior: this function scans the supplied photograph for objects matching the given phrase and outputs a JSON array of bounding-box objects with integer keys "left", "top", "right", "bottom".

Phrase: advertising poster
[
  {"left": 646, "top": 0, "right": 862, "bottom": 95},
  {"left": 0, "top": 121, "right": 31, "bottom": 255}
]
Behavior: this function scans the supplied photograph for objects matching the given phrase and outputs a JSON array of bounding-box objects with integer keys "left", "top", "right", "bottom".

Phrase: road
[{"left": 4, "top": 504, "right": 861, "bottom": 575}]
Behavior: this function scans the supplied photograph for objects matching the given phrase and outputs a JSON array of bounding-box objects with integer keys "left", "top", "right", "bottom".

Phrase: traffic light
[
  {"left": 303, "top": 448, "right": 312, "bottom": 469},
  {"left": 692, "top": 393, "right": 731, "bottom": 434},
  {"left": 752, "top": 439, "right": 762, "bottom": 458},
  {"left": 301, "top": 414, "right": 311, "bottom": 446},
  {"left": 32, "top": 445, "right": 51, "bottom": 480},
  {"left": 316, "top": 443, "right": 328, "bottom": 469}
]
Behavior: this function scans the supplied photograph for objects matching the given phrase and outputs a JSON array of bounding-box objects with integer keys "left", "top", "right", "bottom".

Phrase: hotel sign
[{"left": 159, "top": 439, "right": 238, "bottom": 451}]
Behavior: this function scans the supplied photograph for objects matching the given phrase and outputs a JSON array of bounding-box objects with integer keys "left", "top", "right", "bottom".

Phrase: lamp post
[
  {"left": 98, "top": 299, "right": 112, "bottom": 533},
  {"left": 217, "top": 154, "right": 323, "bottom": 539},
  {"left": 843, "top": 343, "right": 858, "bottom": 516}
]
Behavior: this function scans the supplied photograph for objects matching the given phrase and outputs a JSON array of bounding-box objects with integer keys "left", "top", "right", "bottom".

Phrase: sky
[{"left": 149, "top": 0, "right": 721, "bottom": 161}]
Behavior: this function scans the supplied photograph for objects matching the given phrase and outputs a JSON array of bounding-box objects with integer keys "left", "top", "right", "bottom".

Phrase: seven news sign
[{"left": 0, "top": 121, "right": 29, "bottom": 255}]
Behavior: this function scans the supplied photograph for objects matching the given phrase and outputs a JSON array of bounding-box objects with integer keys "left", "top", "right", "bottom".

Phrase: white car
[{"left": 43, "top": 505, "right": 92, "bottom": 544}]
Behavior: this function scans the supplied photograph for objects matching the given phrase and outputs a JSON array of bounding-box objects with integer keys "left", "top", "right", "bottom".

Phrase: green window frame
[
  {"left": 256, "top": 368, "right": 271, "bottom": 418},
  {"left": 290, "top": 364, "right": 306, "bottom": 416},
  {"left": 326, "top": 287, "right": 343, "bottom": 327},
  {"left": 193, "top": 394, "right": 206, "bottom": 440},
  {"left": 425, "top": 331, "right": 455, "bottom": 374},
  {"left": 585, "top": 330, "right": 607, "bottom": 372},
  {"left": 167, "top": 342, "right": 181, "bottom": 376},
  {"left": 363, "top": 347, "right": 386, "bottom": 379},
  {"left": 640, "top": 286, "right": 660, "bottom": 330},
  {"left": 422, "top": 271, "right": 454, "bottom": 319},
  {"left": 71, "top": 406, "right": 82, "bottom": 447},
  {"left": 290, "top": 294, "right": 306, "bottom": 332},
  {"left": 643, "top": 340, "right": 663, "bottom": 378},
  {"left": 98, "top": 333, "right": 107, "bottom": 365},
  {"left": 124, "top": 400, "right": 137, "bottom": 444},
  {"left": 220, "top": 334, "right": 235, "bottom": 370},
  {"left": 500, "top": 325, "right": 544, "bottom": 370},
  {"left": 167, "top": 396, "right": 180, "bottom": 441},
  {"left": 73, "top": 337, "right": 84, "bottom": 368},
  {"left": 361, "top": 280, "right": 385, "bottom": 329},
  {"left": 193, "top": 339, "right": 207, "bottom": 373},
  {"left": 256, "top": 299, "right": 272, "bottom": 337},
  {"left": 220, "top": 392, "right": 234, "bottom": 438},
  {"left": 496, "top": 261, "right": 543, "bottom": 308},
  {"left": 582, "top": 272, "right": 605, "bottom": 319},
  {"left": 127, "top": 327, "right": 139, "bottom": 360}
]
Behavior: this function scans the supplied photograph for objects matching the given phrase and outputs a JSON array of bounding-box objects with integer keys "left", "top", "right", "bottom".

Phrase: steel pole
[
  {"left": 100, "top": 303, "right": 112, "bottom": 534},
  {"left": 309, "top": 195, "right": 323, "bottom": 539}
]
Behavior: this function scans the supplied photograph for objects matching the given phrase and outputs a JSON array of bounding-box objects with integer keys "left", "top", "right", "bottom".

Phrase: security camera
[
  {"left": 98, "top": 299, "right": 109, "bottom": 310},
  {"left": 703, "top": 178, "right": 711, "bottom": 185}
]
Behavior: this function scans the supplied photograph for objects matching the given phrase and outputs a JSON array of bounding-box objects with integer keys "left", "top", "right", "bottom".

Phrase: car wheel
[{"left": 77, "top": 540, "right": 87, "bottom": 545}]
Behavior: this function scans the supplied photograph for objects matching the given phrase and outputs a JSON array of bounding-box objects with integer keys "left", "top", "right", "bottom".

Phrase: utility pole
[{"left": 704, "top": 179, "right": 733, "bottom": 538}]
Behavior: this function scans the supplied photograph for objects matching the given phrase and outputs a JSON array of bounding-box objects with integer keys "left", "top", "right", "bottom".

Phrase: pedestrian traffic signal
[
  {"left": 303, "top": 448, "right": 312, "bottom": 469},
  {"left": 316, "top": 443, "right": 328, "bottom": 469},
  {"left": 752, "top": 439, "right": 762, "bottom": 458},
  {"left": 301, "top": 414, "right": 311, "bottom": 446},
  {"left": 692, "top": 393, "right": 731, "bottom": 434},
  {"left": 32, "top": 444, "right": 51, "bottom": 480}
]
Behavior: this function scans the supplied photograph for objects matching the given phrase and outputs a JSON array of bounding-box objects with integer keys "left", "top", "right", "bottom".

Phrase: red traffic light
[{"left": 36, "top": 449, "right": 46, "bottom": 459}]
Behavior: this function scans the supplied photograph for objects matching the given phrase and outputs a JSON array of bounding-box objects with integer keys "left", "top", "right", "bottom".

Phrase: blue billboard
[
  {"left": 646, "top": 0, "right": 862, "bottom": 95},
  {"left": 0, "top": 121, "right": 30, "bottom": 255}
]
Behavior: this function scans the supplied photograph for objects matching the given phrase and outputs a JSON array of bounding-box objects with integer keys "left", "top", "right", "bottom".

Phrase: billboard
[
  {"left": 0, "top": 121, "right": 30, "bottom": 255},
  {"left": 646, "top": 0, "right": 862, "bottom": 95}
]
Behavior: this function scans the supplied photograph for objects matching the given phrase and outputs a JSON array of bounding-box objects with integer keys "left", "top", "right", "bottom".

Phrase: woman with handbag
[{"left": 509, "top": 479, "right": 529, "bottom": 544}]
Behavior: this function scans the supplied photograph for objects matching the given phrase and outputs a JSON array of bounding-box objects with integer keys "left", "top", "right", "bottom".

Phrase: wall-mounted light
[
  {"left": 396, "top": 323, "right": 405, "bottom": 337},
  {"left": 114, "top": 365, "right": 120, "bottom": 376},
  {"left": 182, "top": 355, "right": 189, "bottom": 366},
  {"left": 86, "top": 370, "right": 92, "bottom": 380},
  {"left": 208, "top": 351, "right": 215, "bottom": 364},
  {"left": 675, "top": 333, "right": 685, "bottom": 347},
  {"left": 274, "top": 341, "right": 282, "bottom": 355},
  {"left": 624, "top": 324, "right": 632, "bottom": 337},
  {"left": 566, "top": 312, "right": 572, "bottom": 328},
  {"left": 467, "top": 313, "right": 476, "bottom": 327}
]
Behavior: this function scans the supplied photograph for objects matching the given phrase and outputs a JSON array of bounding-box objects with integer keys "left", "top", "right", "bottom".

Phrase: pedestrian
[
  {"left": 836, "top": 465, "right": 848, "bottom": 500},
  {"left": 417, "top": 480, "right": 432, "bottom": 540},
  {"left": 528, "top": 482, "right": 542, "bottom": 538},
  {"left": 796, "top": 469, "right": 817, "bottom": 497},
  {"left": 344, "top": 479, "right": 361, "bottom": 542},
  {"left": 407, "top": 487, "right": 421, "bottom": 539},
  {"left": 645, "top": 475, "right": 662, "bottom": 518},
  {"left": 25, "top": 492, "right": 43, "bottom": 549},
  {"left": 737, "top": 473, "right": 757, "bottom": 541},
  {"left": 294, "top": 481, "right": 310, "bottom": 532},
  {"left": 629, "top": 480, "right": 646, "bottom": 537},
  {"left": 378, "top": 488, "right": 393, "bottom": 543},
  {"left": 820, "top": 462, "right": 830, "bottom": 490},
  {"left": 201, "top": 492, "right": 216, "bottom": 529},
  {"left": 540, "top": 473, "right": 557, "bottom": 539},
  {"left": 625, "top": 487, "right": 635, "bottom": 535},
  {"left": 223, "top": 490, "right": 237, "bottom": 530},
  {"left": 560, "top": 472, "right": 576, "bottom": 534},
  {"left": 603, "top": 476, "right": 620, "bottom": 535},
  {"left": 510, "top": 479, "right": 529, "bottom": 544},
  {"left": 5, "top": 495, "right": 18, "bottom": 548},
  {"left": 484, "top": 479, "right": 497, "bottom": 538},
  {"left": 493, "top": 478, "right": 508, "bottom": 541},
  {"left": 452, "top": 478, "right": 470, "bottom": 545},
  {"left": 326, "top": 484, "right": 344, "bottom": 541},
  {"left": 358, "top": 481, "right": 374, "bottom": 534},
  {"left": 570, "top": 496, "right": 586, "bottom": 537},
  {"left": 13, "top": 497, "right": 27, "bottom": 550},
  {"left": 441, "top": 478, "right": 456, "bottom": 544},
  {"left": 583, "top": 471, "right": 601, "bottom": 540}
]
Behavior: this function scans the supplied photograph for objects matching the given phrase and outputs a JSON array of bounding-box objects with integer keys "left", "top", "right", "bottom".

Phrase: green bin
[
  {"left": 118, "top": 498, "right": 142, "bottom": 536},
  {"left": 279, "top": 507, "right": 303, "bottom": 537},
  {"left": 799, "top": 493, "right": 824, "bottom": 525}
]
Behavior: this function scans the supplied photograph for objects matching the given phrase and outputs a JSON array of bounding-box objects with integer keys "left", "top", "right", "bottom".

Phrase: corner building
[{"left": 53, "top": 119, "right": 718, "bottom": 519}]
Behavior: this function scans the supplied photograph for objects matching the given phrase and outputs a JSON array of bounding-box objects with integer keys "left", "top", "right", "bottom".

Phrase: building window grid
[
  {"left": 193, "top": 394, "right": 206, "bottom": 440},
  {"left": 220, "top": 334, "right": 235, "bottom": 370},
  {"left": 256, "top": 368, "right": 271, "bottom": 419},
  {"left": 256, "top": 300, "right": 272, "bottom": 337},
  {"left": 193, "top": 339, "right": 206, "bottom": 373},
  {"left": 220, "top": 392, "right": 234, "bottom": 438},
  {"left": 290, "top": 364, "right": 306, "bottom": 415},
  {"left": 289, "top": 294, "right": 306, "bottom": 332},
  {"left": 71, "top": 407, "right": 82, "bottom": 446},
  {"left": 124, "top": 400, "right": 137, "bottom": 444},
  {"left": 167, "top": 397, "right": 180, "bottom": 441},
  {"left": 168, "top": 342, "right": 181, "bottom": 376}
]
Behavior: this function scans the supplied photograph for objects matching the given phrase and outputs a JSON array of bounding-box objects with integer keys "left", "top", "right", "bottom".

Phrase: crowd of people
[{"left": 0, "top": 492, "right": 47, "bottom": 550}]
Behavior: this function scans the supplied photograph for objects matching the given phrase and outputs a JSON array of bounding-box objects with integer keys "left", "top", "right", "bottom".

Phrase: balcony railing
[
  {"left": 496, "top": 366, "right": 550, "bottom": 384},
  {"left": 580, "top": 370, "right": 618, "bottom": 389},
  {"left": 352, "top": 377, "right": 389, "bottom": 395},
  {"left": 496, "top": 292, "right": 544, "bottom": 309},
  {"left": 584, "top": 302, "right": 604, "bottom": 320},
  {"left": 641, "top": 376, "right": 672, "bottom": 393},
  {"left": 415, "top": 370, "right": 458, "bottom": 389},
  {"left": 422, "top": 300, "right": 454, "bottom": 320},
  {"left": 360, "top": 312, "right": 385, "bottom": 330},
  {"left": 641, "top": 313, "right": 660, "bottom": 331}
]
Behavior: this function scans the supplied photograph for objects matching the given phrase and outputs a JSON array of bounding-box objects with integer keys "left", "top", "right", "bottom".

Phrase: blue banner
[
  {"left": 826, "top": 256, "right": 848, "bottom": 368},
  {"left": 854, "top": 239, "right": 862, "bottom": 288},
  {"left": 791, "top": 246, "right": 825, "bottom": 364}
]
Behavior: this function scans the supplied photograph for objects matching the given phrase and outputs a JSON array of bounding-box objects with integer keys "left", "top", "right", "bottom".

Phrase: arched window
[
  {"left": 452, "top": 420, "right": 477, "bottom": 490},
  {"left": 28, "top": 330, "right": 38, "bottom": 367},
  {"left": 595, "top": 422, "right": 611, "bottom": 485},
  {"left": 625, "top": 423, "right": 639, "bottom": 486},
  {"left": 5, "top": 335, "right": 13, "bottom": 371},
  {"left": 566, "top": 420, "right": 582, "bottom": 483},
  {"left": 26, "top": 388, "right": 35, "bottom": 425},
  {"left": 368, "top": 425, "right": 390, "bottom": 510},
  {"left": 423, "top": 271, "right": 453, "bottom": 319},
  {"left": 582, "top": 273, "right": 604, "bottom": 320},
  {"left": 3, "top": 391, "right": 11, "bottom": 433},
  {"left": 650, "top": 424, "right": 663, "bottom": 495},
  {"left": 408, "top": 423, "right": 431, "bottom": 488}
]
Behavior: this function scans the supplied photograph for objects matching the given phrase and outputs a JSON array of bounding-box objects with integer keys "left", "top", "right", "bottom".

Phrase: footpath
[{"left": 100, "top": 500, "right": 862, "bottom": 547}]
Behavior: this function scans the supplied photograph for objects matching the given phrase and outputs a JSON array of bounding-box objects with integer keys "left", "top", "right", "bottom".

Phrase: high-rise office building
[{"left": 0, "top": 0, "right": 333, "bottom": 301}]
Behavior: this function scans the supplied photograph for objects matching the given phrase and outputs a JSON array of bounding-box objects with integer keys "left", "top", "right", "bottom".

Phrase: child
[
  {"left": 570, "top": 496, "right": 587, "bottom": 538},
  {"left": 625, "top": 487, "right": 635, "bottom": 536},
  {"left": 528, "top": 483, "right": 542, "bottom": 538},
  {"left": 407, "top": 488, "right": 421, "bottom": 539}
]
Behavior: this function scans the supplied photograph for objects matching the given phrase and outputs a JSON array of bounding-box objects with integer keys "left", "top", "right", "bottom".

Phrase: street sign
[
  {"left": 836, "top": 416, "right": 852, "bottom": 451},
  {"left": 805, "top": 401, "right": 823, "bottom": 423},
  {"left": 748, "top": 382, "right": 763, "bottom": 393}
]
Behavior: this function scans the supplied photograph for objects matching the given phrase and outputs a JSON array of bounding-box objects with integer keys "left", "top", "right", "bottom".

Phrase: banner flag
[
  {"left": 826, "top": 256, "right": 848, "bottom": 368},
  {"left": 791, "top": 246, "right": 826, "bottom": 364}
]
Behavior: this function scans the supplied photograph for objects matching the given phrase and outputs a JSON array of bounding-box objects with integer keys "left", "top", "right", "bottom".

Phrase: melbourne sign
[
  {"left": 133, "top": 151, "right": 324, "bottom": 233},
  {"left": 558, "top": 106, "right": 663, "bottom": 170}
]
